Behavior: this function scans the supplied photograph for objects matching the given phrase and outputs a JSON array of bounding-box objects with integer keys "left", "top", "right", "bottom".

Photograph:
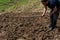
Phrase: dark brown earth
[{"left": 0, "top": 11, "right": 60, "bottom": 40}]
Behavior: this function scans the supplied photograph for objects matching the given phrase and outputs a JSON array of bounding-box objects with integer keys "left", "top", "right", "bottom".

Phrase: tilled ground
[{"left": 0, "top": 12, "right": 60, "bottom": 40}]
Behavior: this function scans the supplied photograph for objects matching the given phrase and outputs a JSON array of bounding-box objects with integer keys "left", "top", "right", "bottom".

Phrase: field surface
[{"left": 0, "top": 0, "right": 60, "bottom": 40}]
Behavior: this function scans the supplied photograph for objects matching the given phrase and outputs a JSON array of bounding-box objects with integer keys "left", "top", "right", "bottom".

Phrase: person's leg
[{"left": 49, "top": 9, "right": 59, "bottom": 30}]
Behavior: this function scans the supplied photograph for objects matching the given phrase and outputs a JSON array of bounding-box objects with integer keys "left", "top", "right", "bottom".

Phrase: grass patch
[
  {"left": 0, "top": 0, "right": 28, "bottom": 12},
  {"left": 0, "top": 0, "right": 43, "bottom": 12}
]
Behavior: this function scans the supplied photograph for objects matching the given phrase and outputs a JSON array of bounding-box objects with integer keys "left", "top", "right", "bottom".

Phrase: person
[{"left": 41, "top": 0, "right": 60, "bottom": 30}]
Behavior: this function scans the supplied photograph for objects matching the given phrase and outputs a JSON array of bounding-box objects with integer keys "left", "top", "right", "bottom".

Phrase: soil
[{"left": 0, "top": 11, "right": 60, "bottom": 40}]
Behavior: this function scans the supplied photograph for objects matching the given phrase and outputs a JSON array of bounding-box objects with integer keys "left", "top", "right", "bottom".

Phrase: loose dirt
[{"left": 0, "top": 11, "right": 60, "bottom": 40}]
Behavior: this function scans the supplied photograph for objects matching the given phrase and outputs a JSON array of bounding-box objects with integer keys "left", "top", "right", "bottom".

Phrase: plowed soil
[{"left": 0, "top": 11, "right": 60, "bottom": 40}]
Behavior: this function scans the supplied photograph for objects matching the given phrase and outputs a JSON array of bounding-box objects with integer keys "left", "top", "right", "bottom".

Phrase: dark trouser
[{"left": 50, "top": 9, "right": 59, "bottom": 28}]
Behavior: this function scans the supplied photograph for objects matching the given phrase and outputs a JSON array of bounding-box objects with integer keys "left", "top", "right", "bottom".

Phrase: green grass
[
  {"left": 0, "top": 0, "right": 43, "bottom": 12},
  {"left": 0, "top": 0, "right": 28, "bottom": 12},
  {"left": 0, "top": 0, "right": 11, "bottom": 11}
]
